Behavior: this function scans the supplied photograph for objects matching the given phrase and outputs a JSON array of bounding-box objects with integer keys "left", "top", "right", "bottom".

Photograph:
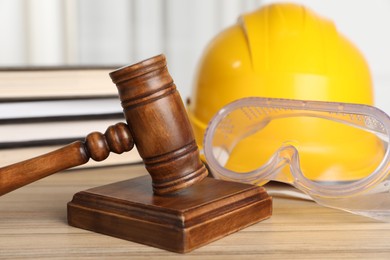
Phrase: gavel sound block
[{"left": 0, "top": 55, "right": 272, "bottom": 253}]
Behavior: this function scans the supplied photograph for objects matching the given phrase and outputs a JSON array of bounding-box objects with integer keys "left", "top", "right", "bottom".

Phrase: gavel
[
  {"left": 0, "top": 54, "right": 208, "bottom": 196},
  {"left": 1, "top": 54, "right": 271, "bottom": 253}
]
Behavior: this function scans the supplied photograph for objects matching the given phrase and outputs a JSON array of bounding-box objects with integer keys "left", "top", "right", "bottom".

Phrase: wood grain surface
[{"left": 1, "top": 164, "right": 390, "bottom": 259}]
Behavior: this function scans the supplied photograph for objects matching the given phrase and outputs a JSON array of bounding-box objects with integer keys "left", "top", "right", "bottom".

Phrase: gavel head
[{"left": 110, "top": 54, "right": 208, "bottom": 195}]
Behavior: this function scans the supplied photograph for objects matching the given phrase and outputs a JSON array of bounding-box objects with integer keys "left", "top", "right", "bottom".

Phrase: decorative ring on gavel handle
[
  {"left": 0, "top": 122, "right": 133, "bottom": 196},
  {"left": 85, "top": 123, "right": 133, "bottom": 161}
]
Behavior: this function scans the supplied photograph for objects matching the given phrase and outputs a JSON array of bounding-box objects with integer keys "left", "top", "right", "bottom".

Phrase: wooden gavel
[{"left": 0, "top": 54, "right": 208, "bottom": 196}]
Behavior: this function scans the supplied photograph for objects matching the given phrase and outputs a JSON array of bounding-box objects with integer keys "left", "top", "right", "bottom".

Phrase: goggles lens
[{"left": 204, "top": 97, "right": 390, "bottom": 221}]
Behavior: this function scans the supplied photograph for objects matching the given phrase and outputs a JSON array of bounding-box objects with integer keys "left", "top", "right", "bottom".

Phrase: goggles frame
[{"left": 204, "top": 97, "right": 390, "bottom": 198}]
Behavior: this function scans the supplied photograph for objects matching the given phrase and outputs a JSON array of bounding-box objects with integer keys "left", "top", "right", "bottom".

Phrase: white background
[{"left": 0, "top": 0, "right": 389, "bottom": 113}]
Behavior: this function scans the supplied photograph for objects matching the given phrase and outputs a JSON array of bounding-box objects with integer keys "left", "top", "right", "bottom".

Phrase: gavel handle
[{"left": 0, "top": 122, "right": 134, "bottom": 196}]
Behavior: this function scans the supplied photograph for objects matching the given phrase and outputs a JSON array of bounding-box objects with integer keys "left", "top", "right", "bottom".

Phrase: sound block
[{"left": 67, "top": 175, "right": 272, "bottom": 253}]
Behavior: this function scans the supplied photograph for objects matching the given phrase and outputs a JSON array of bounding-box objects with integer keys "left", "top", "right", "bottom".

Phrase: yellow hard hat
[{"left": 187, "top": 3, "right": 378, "bottom": 181}]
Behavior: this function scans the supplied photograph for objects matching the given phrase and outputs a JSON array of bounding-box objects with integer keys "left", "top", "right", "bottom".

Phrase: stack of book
[{"left": 0, "top": 67, "right": 142, "bottom": 169}]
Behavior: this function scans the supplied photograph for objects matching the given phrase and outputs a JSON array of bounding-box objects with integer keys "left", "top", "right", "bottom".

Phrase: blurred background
[{"left": 0, "top": 0, "right": 389, "bottom": 112}]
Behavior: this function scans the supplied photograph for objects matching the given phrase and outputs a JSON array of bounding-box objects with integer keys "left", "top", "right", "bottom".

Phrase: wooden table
[{"left": 1, "top": 164, "right": 390, "bottom": 259}]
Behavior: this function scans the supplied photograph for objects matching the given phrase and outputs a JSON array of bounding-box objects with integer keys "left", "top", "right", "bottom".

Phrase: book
[
  {"left": 0, "top": 111, "right": 142, "bottom": 169},
  {"left": 0, "top": 99, "right": 142, "bottom": 169},
  {"left": 0, "top": 97, "right": 126, "bottom": 145},
  {"left": 0, "top": 114, "right": 143, "bottom": 169},
  {"left": 0, "top": 66, "right": 121, "bottom": 101},
  {"left": 0, "top": 143, "right": 142, "bottom": 170},
  {"left": 0, "top": 97, "right": 122, "bottom": 122},
  {"left": 0, "top": 117, "right": 125, "bottom": 147}
]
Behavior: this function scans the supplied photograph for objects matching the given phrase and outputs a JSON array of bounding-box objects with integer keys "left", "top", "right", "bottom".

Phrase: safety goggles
[{"left": 204, "top": 97, "right": 390, "bottom": 221}]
